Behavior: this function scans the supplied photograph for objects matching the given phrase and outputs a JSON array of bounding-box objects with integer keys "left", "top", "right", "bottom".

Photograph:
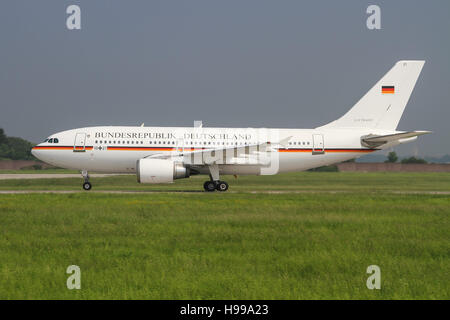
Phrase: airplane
[{"left": 31, "top": 60, "right": 430, "bottom": 192}]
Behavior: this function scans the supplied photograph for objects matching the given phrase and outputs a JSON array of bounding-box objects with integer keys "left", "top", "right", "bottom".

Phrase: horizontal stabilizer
[{"left": 361, "top": 131, "right": 431, "bottom": 148}]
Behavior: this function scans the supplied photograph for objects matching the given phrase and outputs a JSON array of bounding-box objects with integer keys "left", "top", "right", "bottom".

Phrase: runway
[
  {"left": 0, "top": 173, "right": 129, "bottom": 180},
  {"left": 0, "top": 190, "right": 449, "bottom": 195}
]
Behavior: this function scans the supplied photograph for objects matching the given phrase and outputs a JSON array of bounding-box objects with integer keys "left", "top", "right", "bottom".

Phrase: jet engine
[{"left": 136, "top": 159, "right": 190, "bottom": 183}]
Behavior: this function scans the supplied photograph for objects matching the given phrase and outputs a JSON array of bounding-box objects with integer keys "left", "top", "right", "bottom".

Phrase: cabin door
[
  {"left": 312, "top": 134, "right": 325, "bottom": 155},
  {"left": 74, "top": 133, "right": 86, "bottom": 152}
]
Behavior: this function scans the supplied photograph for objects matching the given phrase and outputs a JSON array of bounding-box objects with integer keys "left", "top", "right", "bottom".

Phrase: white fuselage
[
  {"left": 30, "top": 61, "right": 427, "bottom": 182},
  {"left": 31, "top": 126, "right": 403, "bottom": 176}
]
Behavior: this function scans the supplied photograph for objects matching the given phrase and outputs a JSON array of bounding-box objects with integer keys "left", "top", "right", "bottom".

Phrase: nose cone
[{"left": 31, "top": 145, "right": 42, "bottom": 160}]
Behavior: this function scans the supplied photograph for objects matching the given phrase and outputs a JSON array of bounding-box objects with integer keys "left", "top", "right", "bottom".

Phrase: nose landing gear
[
  {"left": 81, "top": 170, "right": 92, "bottom": 191},
  {"left": 83, "top": 182, "right": 92, "bottom": 190}
]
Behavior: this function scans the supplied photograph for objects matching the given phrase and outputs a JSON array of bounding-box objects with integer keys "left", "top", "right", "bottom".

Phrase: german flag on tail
[{"left": 382, "top": 85, "right": 395, "bottom": 94}]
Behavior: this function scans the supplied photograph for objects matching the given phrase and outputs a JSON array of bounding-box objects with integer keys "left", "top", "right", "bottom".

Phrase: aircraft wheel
[
  {"left": 216, "top": 181, "right": 229, "bottom": 192},
  {"left": 83, "top": 182, "right": 92, "bottom": 191},
  {"left": 203, "top": 181, "right": 216, "bottom": 192}
]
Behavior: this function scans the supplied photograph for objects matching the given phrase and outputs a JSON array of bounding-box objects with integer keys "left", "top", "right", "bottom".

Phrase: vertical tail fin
[{"left": 319, "top": 60, "right": 425, "bottom": 130}]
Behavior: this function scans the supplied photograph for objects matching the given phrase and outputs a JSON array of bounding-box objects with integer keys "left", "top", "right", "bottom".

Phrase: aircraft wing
[
  {"left": 146, "top": 136, "right": 292, "bottom": 166},
  {"left": 361, "top": 131, "right": 431, "bottom": 147}
]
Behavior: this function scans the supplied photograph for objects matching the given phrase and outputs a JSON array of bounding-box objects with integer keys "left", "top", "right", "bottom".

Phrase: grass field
[
  {"left": 0, "top": 172, "right": 449, "bottom": 299},
  {"left": 1, "top": 171, "right": 450, "bottom": 192},
  {"left": 0, "top": 169, "right": 79, "bottom": 174}
]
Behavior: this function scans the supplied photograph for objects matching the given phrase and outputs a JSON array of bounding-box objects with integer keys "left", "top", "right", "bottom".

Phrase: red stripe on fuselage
[
  {"left": 32, "top": 146, "right": 376, "bottom": 153},
  {"left": 32, "top": 146, "right": 93, "bottom": 150}
]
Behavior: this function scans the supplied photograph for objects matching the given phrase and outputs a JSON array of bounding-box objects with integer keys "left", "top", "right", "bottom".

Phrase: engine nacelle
[{"left": 136, "top": 159, "right": 190, "bottom": 183}]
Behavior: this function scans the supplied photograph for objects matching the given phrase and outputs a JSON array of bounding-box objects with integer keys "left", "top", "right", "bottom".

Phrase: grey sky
[{"left": 1, "top": 0, "right": 449, "bottom": 157}]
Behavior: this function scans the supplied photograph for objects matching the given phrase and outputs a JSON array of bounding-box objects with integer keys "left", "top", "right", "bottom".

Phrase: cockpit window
[{"left": 45, "top": 138, "right": 59, "bottom": 143}]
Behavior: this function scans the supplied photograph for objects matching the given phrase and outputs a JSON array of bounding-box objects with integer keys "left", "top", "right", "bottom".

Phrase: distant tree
[
  {"left": 0, "top": 143, "right": 11, "bottom": 160},
  {"left": 0, "top": 128, "right": 36, "bottom": 160},
  {"left": 401, "top": 156, "right": 427, "bottom": 164},
  {"left": 0, "top": 128, "right": 7, "bottom": 145},
  {"left": 385, "top": 151, "right": 398, "bottom": 163},
  {"left": 6, "top": 137, "right": 35, "bottom": 160}
]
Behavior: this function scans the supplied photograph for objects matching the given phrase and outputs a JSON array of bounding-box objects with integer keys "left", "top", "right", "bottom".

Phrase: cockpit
[{"left": 44, "top": 138, "right": 59, "bottom": 143}]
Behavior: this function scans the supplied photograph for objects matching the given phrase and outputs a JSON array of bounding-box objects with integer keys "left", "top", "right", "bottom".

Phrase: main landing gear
[
  {"left": 81, "top": 170, "right": 92, "bottom": 191},
  {"left": 203, "top": 164, "right": 229, "bottom": 192},
  {"left": 203, "top": 180, "right": 229, "bottom": 192}
]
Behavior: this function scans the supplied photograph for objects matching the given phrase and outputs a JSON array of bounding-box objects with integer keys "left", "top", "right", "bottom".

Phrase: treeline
[
  {"left": 311, "top": 152, "right": 429, "bottom": 172},
  {"left": 0, "top": 128, "right": 35, "bottom": 160},
  {"left": 385, "top": 151, "right": 427, "bottom": 164}
]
